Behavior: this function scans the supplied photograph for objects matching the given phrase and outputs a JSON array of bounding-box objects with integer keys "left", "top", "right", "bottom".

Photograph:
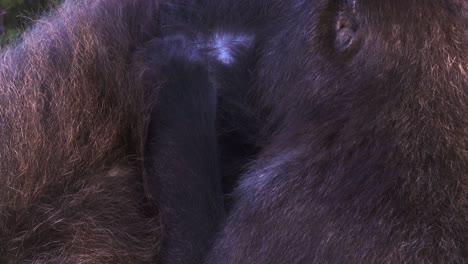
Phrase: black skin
[
  {"left": 158, "top": 0, "right": 467, "bottom": 263},
  {"left": 140, "top": 34, "right": 224, "bottom": 264}
]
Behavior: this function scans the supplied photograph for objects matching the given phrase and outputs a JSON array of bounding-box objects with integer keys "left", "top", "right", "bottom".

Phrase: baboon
[
  {"left": 201, "top": 0, "right": 468, "bottom": 263},
  {"left": 0, "top": 0, "right": 257, "bottom": 263},
  {"left": 0, "top": 0, "right": 466, "bottom": 263},
  {"left": 0, "top": 0, "right": 162, "bottom": 262},
  {"left": 155, "top": 1, "right": 467, "bottom": 263}
]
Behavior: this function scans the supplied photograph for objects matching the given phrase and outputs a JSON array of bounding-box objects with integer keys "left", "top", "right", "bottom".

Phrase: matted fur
[{"left": 0, "top": 0, "right": 162, "bottom": 263}]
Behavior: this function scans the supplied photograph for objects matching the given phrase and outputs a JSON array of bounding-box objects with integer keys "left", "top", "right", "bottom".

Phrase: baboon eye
[{"left": 335, "top": 16, "right": 357, "bottom": 51}]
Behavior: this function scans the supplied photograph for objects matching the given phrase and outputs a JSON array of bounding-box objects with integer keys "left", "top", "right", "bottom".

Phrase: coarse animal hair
[
  {"left": 0, "top": 0, "right": 261, "bottom": 262},
  {"left": 132, "top": 0, "right": 467, "bottom": 263},
  {"left": 0, "top": 0, "right": 163, "bottom": 263},
  {"left": 1, "top": 0, "right": 466, "bottom": 263},
  {"left": 205, "top": 0, "right": 468, "bottom": 263}
]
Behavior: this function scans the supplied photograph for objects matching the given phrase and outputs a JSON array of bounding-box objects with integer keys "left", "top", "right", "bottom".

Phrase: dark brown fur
[{"left": 0, "top": 0, "right": 163, "bottom": 262}]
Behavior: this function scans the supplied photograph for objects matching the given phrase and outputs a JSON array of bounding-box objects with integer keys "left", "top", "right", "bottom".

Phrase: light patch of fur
[
  {"left": 239, "top": 148, "right": 304, "bottom": 197},
  {"left": 203, "top": 32, "right": 254, "bottom": 65}
]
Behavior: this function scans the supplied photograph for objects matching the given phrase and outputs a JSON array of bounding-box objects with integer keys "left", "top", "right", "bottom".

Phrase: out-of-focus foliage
[{"left": 0, "top": 0, "right": 61, "bottom": 45}]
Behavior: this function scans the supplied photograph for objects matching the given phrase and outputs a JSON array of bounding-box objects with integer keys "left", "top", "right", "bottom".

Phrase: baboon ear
[{"left": 335, "top": 0, "right": 360, "bottom": 52}]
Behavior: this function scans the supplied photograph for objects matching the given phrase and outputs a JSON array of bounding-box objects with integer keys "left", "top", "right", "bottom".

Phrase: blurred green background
[{"left": 0, "top": 0, "right": 61, "bottom": 45}]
